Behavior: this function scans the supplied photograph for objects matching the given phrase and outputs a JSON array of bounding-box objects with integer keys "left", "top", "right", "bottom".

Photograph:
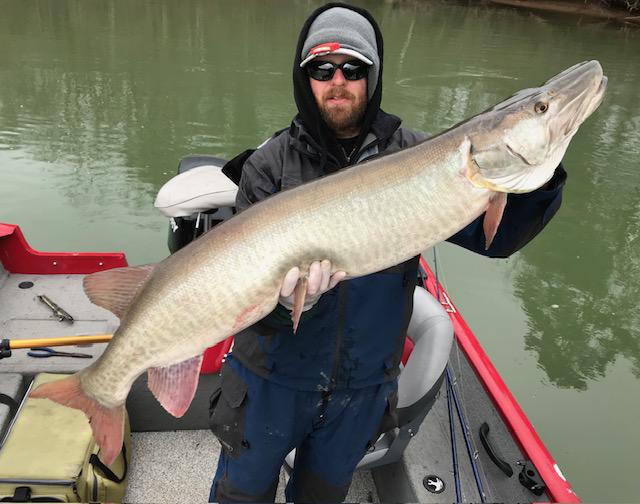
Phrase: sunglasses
[{"left": 305, "top": 60, "right": 369, "bottom": 81}]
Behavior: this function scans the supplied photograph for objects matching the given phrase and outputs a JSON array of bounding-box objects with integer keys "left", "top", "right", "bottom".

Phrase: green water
[{"left": 1, "top": 1, "right": 638, "bottom": 500}]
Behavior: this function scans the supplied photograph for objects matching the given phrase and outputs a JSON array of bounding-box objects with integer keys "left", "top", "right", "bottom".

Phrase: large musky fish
[{"left": 32, "top": 60, "right": 607, "bottom": 465}]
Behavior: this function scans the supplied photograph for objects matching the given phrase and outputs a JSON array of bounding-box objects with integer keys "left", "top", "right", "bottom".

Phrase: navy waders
[{"left": 209, "top": 356, "right": 395, "bottom": 503}]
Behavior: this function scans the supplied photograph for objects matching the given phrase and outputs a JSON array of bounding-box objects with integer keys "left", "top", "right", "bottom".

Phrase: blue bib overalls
[{"left": 209, "top": 261, "right": 418, "bottom": 502}]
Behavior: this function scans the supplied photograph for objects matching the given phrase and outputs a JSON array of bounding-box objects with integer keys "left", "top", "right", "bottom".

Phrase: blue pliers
[{"left": 27, "top": 347, "right": 93, "bottom": 359}]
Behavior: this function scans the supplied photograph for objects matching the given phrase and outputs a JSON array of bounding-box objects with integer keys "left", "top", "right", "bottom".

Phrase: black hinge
[{"left": 518, "top": 460, "right": 546, "bottom": 496}]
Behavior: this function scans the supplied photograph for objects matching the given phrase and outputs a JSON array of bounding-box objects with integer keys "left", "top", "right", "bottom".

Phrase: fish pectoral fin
[
  {"left": 483, "top": 192, "right": 508, "bottom": 250},
  {"left": 83, "top": 264, "right": 157, "bottom": 319},
  {"left": 147, "top": 354, "right": 203, "bottom": 418},
  {"left": 291, "top": 276, "right": 308, "bottom": 334}
]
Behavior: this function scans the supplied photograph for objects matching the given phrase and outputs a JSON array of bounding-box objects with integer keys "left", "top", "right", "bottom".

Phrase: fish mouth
[
  {"left": 562, "top": 75, "right": 607, "bottom": 137},
  {"left": 594, "top": 75, "right": 608, "bottom": 110},
  {"left": 506, "top": 143, "right": 533, "bottom": 166},
  {"left": 548, "top": 61, "right": 607, "bottom": 139}
]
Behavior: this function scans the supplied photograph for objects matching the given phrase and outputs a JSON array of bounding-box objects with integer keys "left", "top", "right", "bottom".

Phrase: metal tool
[
  {"left": 37, "top": 294, "right": 74, "bottom": 323},
  {"left": 27, "top": 347, "right": 93, "bottom": 359}
]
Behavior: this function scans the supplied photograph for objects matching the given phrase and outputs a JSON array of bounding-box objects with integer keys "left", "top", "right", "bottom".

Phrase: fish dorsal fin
[
  {"left": 147, "top": 355, "right": 203, "bottom": 417},
  {"left": 483, "top": 192, "right": 508, "bottom": 250},
  {"left": 83, "top": 264, "right": 157, "bottom": 319}
]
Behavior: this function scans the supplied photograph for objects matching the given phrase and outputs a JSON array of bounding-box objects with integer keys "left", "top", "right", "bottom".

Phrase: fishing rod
[
  {"left": 432, "top": 247, "right": 486, "bottom": 503},
  {"left": 432, "top": 247, "right": 463, "bottom": 499},
  {"left": 446, "top": 370, "right": 462, "bottom": 502},
  {"left": 447, "top": 365, "right": 486, "bottom": 502},
  {"left": 0, "top": 334, "right": 113, "bottom": 359}
]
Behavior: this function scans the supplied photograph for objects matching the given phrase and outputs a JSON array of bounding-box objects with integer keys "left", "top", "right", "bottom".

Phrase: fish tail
[{"left": 30, "top": 374, "right": 125, "bottom": 466}]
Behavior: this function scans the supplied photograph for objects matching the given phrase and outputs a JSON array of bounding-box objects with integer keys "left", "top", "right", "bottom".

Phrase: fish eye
[{"left": 535, "top": 101, "right": 549, "bottom": 114}]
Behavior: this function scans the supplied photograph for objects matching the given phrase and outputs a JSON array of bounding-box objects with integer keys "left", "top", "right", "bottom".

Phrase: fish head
[{"left": 468, "top": 60, "right": 607, "bottom": 193}]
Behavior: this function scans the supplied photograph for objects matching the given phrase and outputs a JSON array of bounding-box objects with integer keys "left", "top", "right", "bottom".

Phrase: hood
[{"left": 292, "top": 2, "right": 385, "bottom": 171}]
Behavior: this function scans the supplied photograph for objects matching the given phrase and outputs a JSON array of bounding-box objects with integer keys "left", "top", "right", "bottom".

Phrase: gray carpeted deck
[{"left": 124, "top": 430, "right": 378, "bottom": 503}]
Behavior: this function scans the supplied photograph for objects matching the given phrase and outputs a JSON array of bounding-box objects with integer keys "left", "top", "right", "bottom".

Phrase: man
[{"left": 209, "top": 3, "right": 566, "bottom": 503}]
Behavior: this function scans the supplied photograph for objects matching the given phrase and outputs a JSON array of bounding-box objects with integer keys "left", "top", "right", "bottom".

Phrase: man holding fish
[
  {"left": 31, "top": 1, "right": 607, "bottom": 502},
  {"left": 208, "top": 3, "right": 566, "bottom": 502}
]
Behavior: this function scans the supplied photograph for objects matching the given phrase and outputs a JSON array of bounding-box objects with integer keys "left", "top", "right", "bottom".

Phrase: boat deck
[
  {"left": 1, "top": 261, "right": 543, "bottom": 502},
  {"left": 0, "top": 269, "right": 117, "bottom": 374}
]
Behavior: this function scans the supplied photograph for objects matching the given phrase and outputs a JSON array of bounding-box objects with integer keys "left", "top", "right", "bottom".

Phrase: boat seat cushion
[{"left": 397, "top": 287, "right": 453, "bottom": 409}]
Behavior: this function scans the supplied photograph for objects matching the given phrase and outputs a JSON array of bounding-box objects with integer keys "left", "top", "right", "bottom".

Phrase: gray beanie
[{"left": 300, "top": 7, "right": 379, "bottom": 99}]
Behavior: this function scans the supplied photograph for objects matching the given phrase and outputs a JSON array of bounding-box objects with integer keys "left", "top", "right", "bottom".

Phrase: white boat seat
[
  {"left": 396, "top": 286, "right": 454, "bottom": 420},
  {"left": 154, "top": 164, "right": 239, "bottom": 217}
]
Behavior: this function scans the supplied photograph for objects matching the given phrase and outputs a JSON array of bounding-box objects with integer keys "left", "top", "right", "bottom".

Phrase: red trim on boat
[
  {"left": 201, "top": 337, "right": 234, "bottom": 374},
  {"left": 0, "top": 222, "right": 230, "bottom": 374},
  {"left": 419, "top": 256, "right": 579, "bottom": 503},
  {"left": 0, "top": 223, "right": 128, "bottom": 274}
]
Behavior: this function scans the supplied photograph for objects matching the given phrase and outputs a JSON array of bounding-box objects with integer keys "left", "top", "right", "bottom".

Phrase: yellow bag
[{"left": 0, "top": 373, "right": 130, "bottom": 503}]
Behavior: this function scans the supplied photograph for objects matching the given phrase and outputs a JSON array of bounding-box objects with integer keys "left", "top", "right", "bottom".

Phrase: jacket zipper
[
  {"left": 347, "top": 137, "right": 384, "bottom": 167},
  {"left": 329, "top": 282, "right": 348, "bottom": 392}
]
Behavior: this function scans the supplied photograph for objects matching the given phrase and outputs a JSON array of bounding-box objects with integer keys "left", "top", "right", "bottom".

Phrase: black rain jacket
[{"left": 228, "top": 3, "right": 567, "bottom": 391}]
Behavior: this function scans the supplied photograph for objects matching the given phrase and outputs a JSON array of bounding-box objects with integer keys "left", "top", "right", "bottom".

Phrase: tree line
[{"left": 603, "top": 0, "right": 640, "bottom": 13}]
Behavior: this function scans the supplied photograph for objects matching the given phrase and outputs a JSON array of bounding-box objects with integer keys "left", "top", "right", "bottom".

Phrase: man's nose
[{"left": 331, "top": 68, "right": 347, "bottom": 85}]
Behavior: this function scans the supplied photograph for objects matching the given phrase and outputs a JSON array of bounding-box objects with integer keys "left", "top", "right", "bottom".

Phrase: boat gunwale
[{"left": 0, "top": 223, "right": 127, "bottom": 275}]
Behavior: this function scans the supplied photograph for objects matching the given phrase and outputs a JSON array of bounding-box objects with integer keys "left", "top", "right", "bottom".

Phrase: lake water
[{"left": 1, "top": 0, "right": 638, "bottom": 500}]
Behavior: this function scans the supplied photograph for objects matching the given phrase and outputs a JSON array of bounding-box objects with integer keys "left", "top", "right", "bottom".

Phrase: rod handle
[{"left": 8, "top": 334, "right": 113, "bottom": 350}]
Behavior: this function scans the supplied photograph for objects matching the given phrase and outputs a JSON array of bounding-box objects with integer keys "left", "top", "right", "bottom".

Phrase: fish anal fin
[
  {"left": 83, "top": 264, "right": 157, "bottom": 319},
  {"left": 291, "top": 276, "right": 308, "bottom": 333},
  {"left": 30, "top": 374, "right": 125, "bottom": 466},
  {"left": 147, "top": 354, "right": 203, "bottom": 418},
  {"left": 483, "top": 192, "right": 508, "bottom": 250}
]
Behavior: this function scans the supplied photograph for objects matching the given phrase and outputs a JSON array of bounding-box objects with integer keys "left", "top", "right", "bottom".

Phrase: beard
[{"left": 318, "top": 88, "right": 367, "bottom": 138}]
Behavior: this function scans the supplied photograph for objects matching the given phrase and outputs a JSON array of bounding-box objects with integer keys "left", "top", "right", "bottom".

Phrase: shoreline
[{"left": 486, "top": 0, "right": 640, "bottom": 24}]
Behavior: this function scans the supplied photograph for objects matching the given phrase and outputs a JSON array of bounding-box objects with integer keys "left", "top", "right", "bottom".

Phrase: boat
[{"left": 0, "top": 156, "right": 579, "bottom": 502}]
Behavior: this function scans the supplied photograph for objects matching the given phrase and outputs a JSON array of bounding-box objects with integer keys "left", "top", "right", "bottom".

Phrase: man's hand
[{"left": 279, "top": 260, "right": 346, "bottom": 332}]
